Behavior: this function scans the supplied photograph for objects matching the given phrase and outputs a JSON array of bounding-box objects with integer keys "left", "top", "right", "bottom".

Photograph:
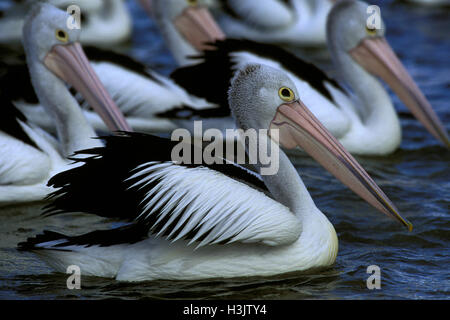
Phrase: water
[{"left": 0, "top": 0, "right": 449, "bottom": 300}]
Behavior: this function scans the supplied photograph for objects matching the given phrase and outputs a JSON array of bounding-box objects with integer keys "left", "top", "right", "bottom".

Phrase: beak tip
[
  {"left": 399, "top": 215, "right": 413, "bottom": 232},
  {"left": 396, "top": 213, "right": 413, "bottom": 232},
  {"left": 391, "top": 207, "right": 412, "bottom": 232},
  {"left": 398, "top": 213, "right": 413, "bottom": 232},
  {"left": 406, "top": 221, "right": 413, "bottom": 232}
]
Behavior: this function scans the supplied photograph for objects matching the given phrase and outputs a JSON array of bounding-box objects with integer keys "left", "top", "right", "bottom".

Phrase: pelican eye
[
  {"left": 55, "top": 29, "right": 69, "bottom": 43},
  {"left": 278, "top": 87, "right": 295, "bottom": 102},
  {"left": 186, "top": 0, "right": 198, "bottom": 6},
  {"left": 365, "top": 25, "right": 377, "bottom": 36}
]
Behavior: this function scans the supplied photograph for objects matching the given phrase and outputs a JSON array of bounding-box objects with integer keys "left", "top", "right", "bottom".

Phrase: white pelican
[
  {"left": 170, "top": 0, "right": 449, "bottom": 155},
  {"left": 19, "top": 64, "right": 411, "bottom": 281},
  {"left": 0, "top": 3, "right": 129, "bottom": 207},
  {"left": 0, "top": 0, "right": 131, "bottom": 45},
  {"left": 13, "top": 0, "right": 228, "bottom": 134},
  {"left": 211, "top": 0, "right": 336, "bottom": 47}
]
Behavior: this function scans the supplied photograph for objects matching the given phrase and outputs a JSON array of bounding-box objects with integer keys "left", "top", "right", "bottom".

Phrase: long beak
[
  {"left": 270, "top": 100, "right": 412, "bottom": 231},
  {"left": 174, "top": 6, "right": 225, "bottom": 51},
  {"left": 350, "top": 37, "right": 449, "bottom": 148},
  {"left": 44, "top": 42, "right": 132, "bottom": 132}
]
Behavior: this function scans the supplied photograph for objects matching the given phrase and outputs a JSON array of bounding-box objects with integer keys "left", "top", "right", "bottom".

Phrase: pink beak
[
  {"left": 350, "top": 37, "right": 449, "bottom": 148},
  {"left": 44, "top": 42, "right": 131, "bottom": 132},
  {"left": 270, "top": 99, "right": 412, "bottom": 231},
  {"left": 174, "top": 6, "right": 226, "bottom": 52}
]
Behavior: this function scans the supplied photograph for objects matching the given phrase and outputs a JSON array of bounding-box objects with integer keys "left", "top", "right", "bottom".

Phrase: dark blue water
[{"left": 0, "top": 0, "right": 448, "bottom": 299}]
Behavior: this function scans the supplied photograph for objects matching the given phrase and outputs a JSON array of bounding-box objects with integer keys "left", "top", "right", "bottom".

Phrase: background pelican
[
  {"left": 0, "top": 3, "right": 129, "bottom": 207},
  {"left": 12, "top": 0, "right": 229, "bottom": 134},
  {"left": 19, "top": 64, "right": 411, "bottom": 281},
  {"left": 211, "top": 0, "right": 336, "bottom": 47}
]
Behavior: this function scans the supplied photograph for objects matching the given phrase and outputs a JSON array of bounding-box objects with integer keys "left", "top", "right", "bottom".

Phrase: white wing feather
[{"left": 126, "top": 162, "right": 302, "bottom": 248}]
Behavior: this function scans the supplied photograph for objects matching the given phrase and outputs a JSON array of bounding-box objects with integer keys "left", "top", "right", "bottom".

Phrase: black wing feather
[
  {"left": 23, "top": 132, "right": 269, "bottom": 248},
  {"left": 44, "top": 132, "right": 267, "bottom": 221},
  {"left": 0, "top": 61, "right": 38, "bottom": 104}
]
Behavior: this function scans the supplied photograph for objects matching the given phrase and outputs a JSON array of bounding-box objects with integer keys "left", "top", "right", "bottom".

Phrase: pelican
[
  {"left": 139, "top": 0, "right": 336, "bottom": 47},
  {"left": 170, "top": 0, "right": 449, "bottom": 155},
  {"left": 19, "top": 64, "right": 411, "bottom": 281},
  {"left": 0, "top": 0, "right": 131, "bottom": 45},
  {"left": 211, "top": 0, "right": 336, "bottom": 47},
  {"left": 0, "top": 3, "right": 129, "bottom": 207},
  {"left": 13, "top": 0, "right": 228, "bottom": 134}
]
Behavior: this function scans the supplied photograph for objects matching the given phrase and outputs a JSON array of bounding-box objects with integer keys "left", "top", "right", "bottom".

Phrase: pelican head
[
  {"left": 327, "top": 0, "right": 449, "bottom": 147},
  {"left": 151, "top": 0, "right": 225, "bottom": 53},
  {"left": 229, "top": 64, "right": 412, "bottom": 230},
  {"left": 22, "top": 3, "right": 130, "bottom": 132},
  {"left": 22, "top": 3, "right": 82, "bottom": 62}
]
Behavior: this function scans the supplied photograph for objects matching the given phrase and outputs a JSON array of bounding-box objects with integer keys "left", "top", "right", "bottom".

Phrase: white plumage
[
  {"left": 212, "top": 0, "right": 335, "bottom": 46},
  {"left": 128, "top": 161, "right": 302, "bottom": 248},
  {"left": 0, "top": 0, "right": 131, "bottom": 45},
  {"left": 0, "top": 122, "right": 68, "bottom": 206}
]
